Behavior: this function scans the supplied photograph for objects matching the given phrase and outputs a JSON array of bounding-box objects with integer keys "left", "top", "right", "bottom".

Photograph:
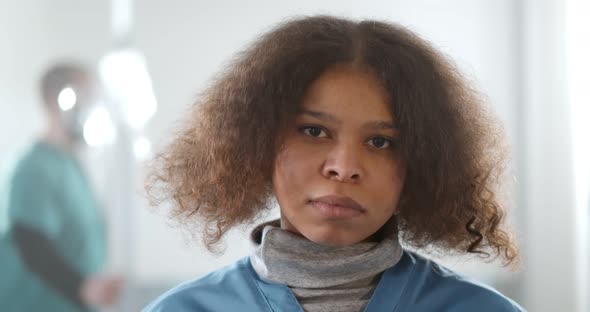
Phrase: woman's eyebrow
[
  {"left": 302, "top": 110, "right": 340, "bottom": 123},
  {"left": 361, "top": 120, "right": 397, "bottom": 131},
  {"left": 301, "top": 109, "right": 397, "bottom": 130}
]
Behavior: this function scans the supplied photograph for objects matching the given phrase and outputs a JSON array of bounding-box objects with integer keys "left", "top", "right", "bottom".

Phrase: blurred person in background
[{"left": 0, "top": 63, "right": 122, "bottom": 311}]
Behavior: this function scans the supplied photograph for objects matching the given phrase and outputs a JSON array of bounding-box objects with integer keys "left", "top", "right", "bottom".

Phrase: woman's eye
[
  {"left": 301, "top": 126, "right": 327, "bottom": 138},
  {"left": 368, "top": 137, "right": 393, "bottom": 149}
]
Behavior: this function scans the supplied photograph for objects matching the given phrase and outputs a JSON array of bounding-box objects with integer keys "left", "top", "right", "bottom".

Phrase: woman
[{"left": 144, "top": 15, "right": 525, "bottom": 311}]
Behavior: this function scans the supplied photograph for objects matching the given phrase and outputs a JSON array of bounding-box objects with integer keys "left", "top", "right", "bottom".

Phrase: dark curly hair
[{"left": 146, "top": 15, "right": 519, "bottom": 266}]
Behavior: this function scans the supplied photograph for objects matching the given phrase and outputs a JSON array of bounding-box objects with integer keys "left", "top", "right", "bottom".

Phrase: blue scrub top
[{"left": 144, "top": 250, "right": 525, "bottom": 312}]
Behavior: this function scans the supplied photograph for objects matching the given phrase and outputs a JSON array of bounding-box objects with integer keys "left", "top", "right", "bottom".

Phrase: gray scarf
[{"left": 250, "top": 220, "right": 403, "bottom": 312}]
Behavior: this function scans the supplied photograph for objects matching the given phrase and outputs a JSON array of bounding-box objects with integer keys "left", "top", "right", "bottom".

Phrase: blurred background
[{"left": 0, "top": 0, "right": 588, "bottom": 311}]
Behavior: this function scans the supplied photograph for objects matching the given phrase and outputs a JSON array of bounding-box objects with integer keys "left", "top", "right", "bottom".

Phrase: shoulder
[
  {"left": 10, "top": 144, "right": 56, "bottom": 186},
  {"left": 143, "top": 257, "right": 261, "bottom": 312},
  {"left": 399, "top": 251, "right": 525, "bottom": 311},
  {"left": 7, "top": 147, "right": 62, "bottom": 206}
]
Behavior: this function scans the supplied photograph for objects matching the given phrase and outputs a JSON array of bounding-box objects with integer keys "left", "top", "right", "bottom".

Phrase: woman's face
[{"left": 273, "top": 65, "right": 406, "bottom": 246}]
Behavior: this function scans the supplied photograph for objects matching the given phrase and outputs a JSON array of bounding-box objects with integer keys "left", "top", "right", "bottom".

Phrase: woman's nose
[{"left": 321, "top": 144, "right": 364, "bottom": 183}]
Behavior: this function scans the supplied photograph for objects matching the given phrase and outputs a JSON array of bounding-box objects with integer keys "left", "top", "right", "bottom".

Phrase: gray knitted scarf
[{"left": 250, "top": 220, "right": 403, "bottom": 312}]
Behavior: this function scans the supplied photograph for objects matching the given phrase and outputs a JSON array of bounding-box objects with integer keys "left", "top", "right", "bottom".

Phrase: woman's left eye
[{"left": 367, "top": 137, "right": 392, "bottom": 149}]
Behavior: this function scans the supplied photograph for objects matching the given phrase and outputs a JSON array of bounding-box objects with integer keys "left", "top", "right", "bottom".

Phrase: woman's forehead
[{"left": 298, "top": 66, "right": 395, "bottom": 124}]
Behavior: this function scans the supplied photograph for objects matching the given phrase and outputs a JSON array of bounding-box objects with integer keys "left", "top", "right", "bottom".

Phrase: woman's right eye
[{"left": 300, "top": 126, "right": 328, "bottom": 138}]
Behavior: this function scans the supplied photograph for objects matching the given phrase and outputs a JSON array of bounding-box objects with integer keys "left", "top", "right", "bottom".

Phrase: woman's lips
[{"left": 309, "top": 195, "right": 366, "bottom": 218}]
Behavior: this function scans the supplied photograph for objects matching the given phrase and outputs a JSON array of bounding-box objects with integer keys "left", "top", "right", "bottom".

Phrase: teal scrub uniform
[{"left": 0, "top": 142, "right": 105, "bottom": 311}]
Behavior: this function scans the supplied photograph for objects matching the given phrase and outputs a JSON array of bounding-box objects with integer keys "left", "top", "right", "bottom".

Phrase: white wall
[
  {"left": 520, "top": 0, "right": 586, "bottom": 311},
  {"left": 0, "top": 2, "right": 50, "bottom": 159}
]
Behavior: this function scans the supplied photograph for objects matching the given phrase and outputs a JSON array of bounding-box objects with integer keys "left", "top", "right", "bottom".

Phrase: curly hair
[{"left": 146, "top": 15, "right": 519, "bottom": 265}]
